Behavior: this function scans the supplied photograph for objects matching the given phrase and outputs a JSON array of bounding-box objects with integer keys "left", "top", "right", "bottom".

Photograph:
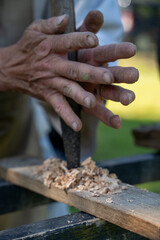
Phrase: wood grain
[{"left": 0, "top": 157, "right": 160, "bottom": 240}]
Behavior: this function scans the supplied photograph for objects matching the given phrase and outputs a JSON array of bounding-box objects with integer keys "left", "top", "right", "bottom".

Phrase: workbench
[{"left": 0, "top": 153, "right": 159, "bottom": 240}]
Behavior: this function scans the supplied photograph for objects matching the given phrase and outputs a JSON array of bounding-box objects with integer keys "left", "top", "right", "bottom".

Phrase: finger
[
  {"left": 44, "top": 77, "right": 96, "bottom": 108},
  {"left": 28, "top": 15, "right": 69, "bottom": 34},
  {"left": 109, "top": 66, "right": 139, "bottom": 84},
  {"left": 51, "top": 32, "right": 98, "bottom": 54},
  {"left": 45, "top": 91, "right": 82, "bottom": 131},
  {"left": 53, "top": 59, "right": 113, "bottom": 84},
  {"left": 35, "top": 32, "right": 98, "bottom": 56},
  {"left": 84, "top": 102, "right": 122, "bottom": 129},
  {"left": 78, "top": 10, "right": 103, "bottom": 33},
  {"left": 100, "top": 85, "right": 135, "bottom": 105},
  {"left": 93, "top": 43, "right": 137, "bottom": 63}
]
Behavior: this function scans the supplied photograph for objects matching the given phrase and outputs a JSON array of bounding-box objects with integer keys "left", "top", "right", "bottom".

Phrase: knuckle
[
  {"left": 28, "top": 71, "right": 35, "bottom": 82},
  {"left": 55, "top": 104, "right": 63, "bottom": 114},
  {"left": 45, "top": 90, "right": 56, "bottom": 101},
  {"left": 34, "top": 59, "right": 50, "bottom": 71},
  {"left": 66, "top": 66, "right": 79, "bottom": 81},
  {"left": 29, "top": 19, "right": 42, "bottom": 31},
  {"left": 64, "top": 36, "right": 72, "bottom": 50},
  {"left": 29, "top": 82, "right": 44, "bottom": 98},
  {"left": 45, "top": 92, "right": 64, "bottom": 116},
  {"left": 39, "top": 41, "right": 48, "bottom": 51},
  {"left": 46, "top": 19, "right": 53, "bottom": 30},
  {"left": 35, "top": 39, "right": 51, "bottom": 57},
  {"left": 33, "top": 61, "right": 42, "bottom": 70},
  {"left": 42, "top": 60, "right": 51, "bottom": 70}
]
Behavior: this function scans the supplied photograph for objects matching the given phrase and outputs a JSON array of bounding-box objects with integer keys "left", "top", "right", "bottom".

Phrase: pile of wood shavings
[{"left": 37, "top": 157, "right": 122, "bottom": 196}]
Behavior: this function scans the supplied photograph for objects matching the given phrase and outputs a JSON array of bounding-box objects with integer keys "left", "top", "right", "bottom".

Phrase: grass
[
  {"left": 93, "top": 119, "right": 156, "bottom": 161},
  {"left": 136, "top": 181, "right": 160, "bottom": 194}
]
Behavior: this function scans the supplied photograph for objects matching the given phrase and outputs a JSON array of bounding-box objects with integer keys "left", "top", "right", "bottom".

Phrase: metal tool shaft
[{"left": 50, "top": 0, "right": 81, "bottom": 169}]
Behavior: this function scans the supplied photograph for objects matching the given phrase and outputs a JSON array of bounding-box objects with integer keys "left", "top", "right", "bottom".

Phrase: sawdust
[
  {"left": 37, "top": 157, "right": 122, "bottom": 196},
  {"left": 106, "top": 197, "right": 113, "bottom": 203},
  {"left": 122, "top": 185, "right": 128, "bottom": 190}
]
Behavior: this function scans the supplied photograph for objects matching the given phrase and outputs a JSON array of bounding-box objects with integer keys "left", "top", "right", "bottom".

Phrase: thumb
[
  {"left": 28, "top": 15, "right": 69, "bottom": 34},
  {"left": 78, "top": 10, "right": 104, "bottom": 33}
]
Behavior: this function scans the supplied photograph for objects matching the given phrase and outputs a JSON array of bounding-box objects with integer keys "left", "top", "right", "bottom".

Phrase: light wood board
[{"left": 0, "top": 156, "right": 160, "bottom": 240}]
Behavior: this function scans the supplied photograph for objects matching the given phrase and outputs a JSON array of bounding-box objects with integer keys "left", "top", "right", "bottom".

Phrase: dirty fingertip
[
  {"left": 120, "top": 92, "right": 135, "bottom": 106},
  {"left": 110, "top": 115, "right": 122, "bottom": 129},
  {"left": 87, "top": 34, "right": 98, "bottom": 47},
  {"left": 129, "top": 43, "right": 137, "bottom": 56},
  {"left": 72, "top": 121, "right": 82, "bottom": 132},
  {"left": 56, "top": 14, "right": 69, "bottom": 30}
]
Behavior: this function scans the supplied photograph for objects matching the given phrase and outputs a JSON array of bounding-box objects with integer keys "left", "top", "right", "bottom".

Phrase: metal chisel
[{"left": 51, "top": 0, "right": 81, "bottom": 169}]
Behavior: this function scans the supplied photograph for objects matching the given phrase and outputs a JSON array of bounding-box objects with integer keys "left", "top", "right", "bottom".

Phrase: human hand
[
  {"left": 0, "top": 12, "right": 138, "bottom": 132},
  {"left": 78, "top": 10, "right": 139, "bottom": 129},
  {"left": 0, "top": 15, "right": 114, "bottom": 131}
]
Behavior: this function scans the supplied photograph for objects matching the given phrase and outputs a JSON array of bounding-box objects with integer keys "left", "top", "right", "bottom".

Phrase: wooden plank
[
  {"left": 98, "top": 153, "right": 160, "bottom": 184},
  {"left": 0, "top": 157, "right": 160, "bottom": 240},
  {"left": 0, "top": 152, "right": 159, "bottom": 214},
  {"left": 0, "top": 179, "right": 52, "bottom": 214},
  {"left": 0, "top": 212, "right": 147, "bottom": 240},
  {"left": 1, "top": 152, "right": 159, "bottom": 214}
]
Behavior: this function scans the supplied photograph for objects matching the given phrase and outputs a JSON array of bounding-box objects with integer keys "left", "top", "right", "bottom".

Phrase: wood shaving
[
  {"left": 37, "top": 157, "right": 122, "bottom": 195},
  {"left": 106, "top": 198, "right": 113, "bottom": 203},
  {"left": 122, "top": 185, "right": 128, "bottom": 190},
  {"left": 91, "top": 193, "right": 100, "bottom": 197}
]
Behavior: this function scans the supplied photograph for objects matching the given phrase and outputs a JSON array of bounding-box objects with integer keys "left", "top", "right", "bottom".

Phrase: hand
[
  {"left": 0, "top": 12, "right": 139, "bottom": 132},
  {"left": 0, "top": 14, "right": 115, "bottom": 131},
  {"left": 78, "top": 10, "right": 139, "bottom": 129}
]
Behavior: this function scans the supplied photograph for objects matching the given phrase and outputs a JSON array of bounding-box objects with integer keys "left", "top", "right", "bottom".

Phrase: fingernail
[
  {"left": 117, "top": 120, "right": 122, "bottom": 129},
  {"left": 57, "top": 15, "right": 66, "bottom": 26},
  {"left": 87, "top": 35, "right": 96, "bottom": 46},
  {"left": 128, "top": 93, "right": 134, "bottom": 104},
  {"left": 72, "top": 122, "right": 78, "bottom": 131},
  {"left": 84, "top": 96, "right": 91, "bottom": 108},
  {"left": 103, "top": 72, "right": 112, "bottom": 84},
  {"left": 111, "top": 115, "right": 121, "bottom": 129}
]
